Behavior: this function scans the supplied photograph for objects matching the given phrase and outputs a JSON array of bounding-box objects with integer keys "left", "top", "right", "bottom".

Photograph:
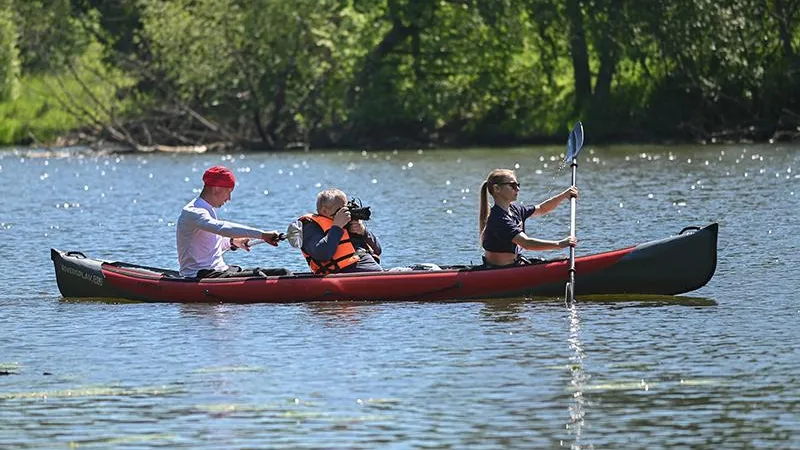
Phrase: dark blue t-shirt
[{"left": 482, "top": 202, "right": 536, "bottom": 254}]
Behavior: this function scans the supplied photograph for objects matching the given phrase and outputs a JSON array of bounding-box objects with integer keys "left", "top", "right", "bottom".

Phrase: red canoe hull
[{"left": 52, "top": 224, "right": 717, "bottom": 303}]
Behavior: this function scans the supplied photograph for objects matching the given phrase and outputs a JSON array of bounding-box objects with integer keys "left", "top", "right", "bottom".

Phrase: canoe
[{"left": 51, "top": 223, "right": 718, "bottom": 303}]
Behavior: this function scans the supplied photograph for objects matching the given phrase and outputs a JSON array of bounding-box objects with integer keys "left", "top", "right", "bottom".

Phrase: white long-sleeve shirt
[{"left": 176, "top": 197, "right": 265, "bottom": 277}]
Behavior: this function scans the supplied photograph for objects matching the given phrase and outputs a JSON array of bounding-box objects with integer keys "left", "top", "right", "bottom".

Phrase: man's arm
[
  {"left": 185, "top": 207, "right": 264, "bottom": 239},
  {"left": 364, "top": 230, "right": 382, "bottom": 256},
  {"left": 348, "top": 221, "right": 381, "bottom": 256}
]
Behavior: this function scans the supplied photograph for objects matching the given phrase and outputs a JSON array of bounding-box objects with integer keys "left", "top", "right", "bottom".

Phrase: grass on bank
[{"left": 0, "top": 43, "right": 136, "bottom": 147}]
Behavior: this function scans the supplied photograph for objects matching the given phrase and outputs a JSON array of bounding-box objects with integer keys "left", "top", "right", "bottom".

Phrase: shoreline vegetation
[{"left": 1, "top": 1, "right": 799, "bottom": 154}]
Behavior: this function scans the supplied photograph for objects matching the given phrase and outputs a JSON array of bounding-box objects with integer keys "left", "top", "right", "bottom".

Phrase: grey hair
[{"left": 316, "top": 188, "right": 347, "bottom": 213}]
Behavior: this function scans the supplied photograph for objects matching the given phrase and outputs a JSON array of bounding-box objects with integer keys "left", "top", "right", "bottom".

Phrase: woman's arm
[
  {"left": 512, "top": 232, "right": 575, "bottom": 251},
  {"left": 532, "top": 187, "right": 578, "bottom": 217}
]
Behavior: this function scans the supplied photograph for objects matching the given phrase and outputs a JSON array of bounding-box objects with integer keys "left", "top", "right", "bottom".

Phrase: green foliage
[
  {"left": 0, "top": 42, "right": 137, "bottom": 145},
  {"left": 72, "top": 0, "right": 143, "bottom": 56},
  {"left": 619, "top": 0, "right": 800, "bottom": 137},
  {"left": 3, "top": 0, "right": 799, "bottom": 146},
  {"left": 14, "top": 0, "right": 94, "bottom": 73},
  {"left": 347, "top": 0, "right": 575, "bottom": 142},
  {"left": 0, "top": 1, "right": 20, "bottom": 102},
  {"left": 138, "top": 0, "right": 237, "bottom": 101},
  {"left": 137, "top": 0, "right": 377, "bottom": 142}
]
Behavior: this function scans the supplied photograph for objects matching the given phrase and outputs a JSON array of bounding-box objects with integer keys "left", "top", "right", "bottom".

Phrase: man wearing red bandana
[{"left": 176, "top": 165, "right": 285, "bottom": 278}]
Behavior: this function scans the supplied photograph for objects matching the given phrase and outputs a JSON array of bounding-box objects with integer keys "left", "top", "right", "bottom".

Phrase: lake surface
[{"left": 1, "top": 143, "right": 798, "bottom": 448}]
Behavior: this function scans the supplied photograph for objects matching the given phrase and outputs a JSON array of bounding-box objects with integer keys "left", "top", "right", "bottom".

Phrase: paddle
[{"left": 564, "top": 121, "right": 584, "bottom": 303}]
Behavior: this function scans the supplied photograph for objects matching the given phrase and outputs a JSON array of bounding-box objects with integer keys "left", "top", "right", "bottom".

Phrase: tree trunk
[
  {"left": 772, "top": 0, "right": 796, "bottom": 62},
  {"left": 592, "top": 2, "right": 620, "bottom": 111},
  {"left": 566, "top": 0, "right": 592, "bottom": 113},
  {"left": 346, "top": 20, "right": 414, "bottom": 110}
]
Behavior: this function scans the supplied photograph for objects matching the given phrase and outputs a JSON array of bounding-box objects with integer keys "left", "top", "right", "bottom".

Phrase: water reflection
[
  {"left": 477, "top": 297, "right": 529, "bottom": 322},
  {"left": 576, "top": 294, "right": 718, "bottom": 307},
  {"left": 300, "top": 301, "right": 376, "bottom": 327},
  {"left": 565, "top": 303, "right": 590, "bottom": 450},
  {"left": 58, "top": 294, "right": 718, "bottom": 307},
  {"left": 178, "top": 303, "right": 242, "bottom": 323}
]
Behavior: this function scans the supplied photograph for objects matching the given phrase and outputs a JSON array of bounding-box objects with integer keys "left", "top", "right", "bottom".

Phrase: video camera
[{"left": 346, "top": 197, "right": 371, "bottom": 221}]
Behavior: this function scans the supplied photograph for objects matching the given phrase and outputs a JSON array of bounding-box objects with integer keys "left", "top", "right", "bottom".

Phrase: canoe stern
[{"left": 51, "top": 249, "right": 117, "bottom": 298}]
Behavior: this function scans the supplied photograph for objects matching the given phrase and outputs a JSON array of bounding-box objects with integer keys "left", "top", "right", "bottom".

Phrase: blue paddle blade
[{"left": 564, "top": 121, "right": 584, "bottom": 162}]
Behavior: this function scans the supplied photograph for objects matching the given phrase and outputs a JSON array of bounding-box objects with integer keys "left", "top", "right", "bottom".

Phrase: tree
[{"left": 0, "top": 0, "right": 20, "bottom": 101}]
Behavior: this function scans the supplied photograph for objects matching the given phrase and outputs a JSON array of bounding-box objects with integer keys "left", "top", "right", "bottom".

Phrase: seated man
[
  {"left": 298, "top": 188, "right": 383, "bottom": 274},
  {"left": 176, "top": 165, "right": 287, "bottom": 278}
]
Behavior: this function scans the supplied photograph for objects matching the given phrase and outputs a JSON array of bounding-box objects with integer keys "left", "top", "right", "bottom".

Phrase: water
[{"left": 1, "top": 143, "right": 798, "bottom": 448}]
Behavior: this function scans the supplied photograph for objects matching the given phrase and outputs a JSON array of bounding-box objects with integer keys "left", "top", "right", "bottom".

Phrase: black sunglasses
[{"left": 496, "top": 182, "right": 521, "bottom": 189}]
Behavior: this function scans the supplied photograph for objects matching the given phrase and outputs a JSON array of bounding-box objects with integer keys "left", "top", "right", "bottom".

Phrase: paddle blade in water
[{"left": 565, "top": 121, "right": 585, "bottom": 163}]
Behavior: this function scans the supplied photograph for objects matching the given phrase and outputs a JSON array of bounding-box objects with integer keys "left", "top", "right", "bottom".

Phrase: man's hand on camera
[
  {"left": 348, "top": 220, "right": 366, "bottom": 235},
  {"left": 333, "top": 207, "right": 351, "bottom": 229}
]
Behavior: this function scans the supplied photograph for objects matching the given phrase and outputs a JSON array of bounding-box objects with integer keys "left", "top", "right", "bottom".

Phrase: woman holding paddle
[{"left": 479, "top": 169, "right": 577, "bottom": 267}]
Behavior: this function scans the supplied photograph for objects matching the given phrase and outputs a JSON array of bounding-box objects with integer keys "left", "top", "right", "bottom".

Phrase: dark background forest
[{"left": 1, "top": 0, "right": 799, "bottom": 150}]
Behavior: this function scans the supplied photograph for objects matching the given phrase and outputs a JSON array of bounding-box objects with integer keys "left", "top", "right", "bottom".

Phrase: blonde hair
[
  {"left": 478, "top": 169, "right": 516, "bottom": 244},
  {"left": 316, "top": 188, "right": 347, "bottom": 214}
]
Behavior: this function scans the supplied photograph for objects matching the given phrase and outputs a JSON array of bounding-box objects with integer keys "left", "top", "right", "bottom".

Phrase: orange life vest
[{"left": 298, "top": 214, "right": 359, "bottom": 274}]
